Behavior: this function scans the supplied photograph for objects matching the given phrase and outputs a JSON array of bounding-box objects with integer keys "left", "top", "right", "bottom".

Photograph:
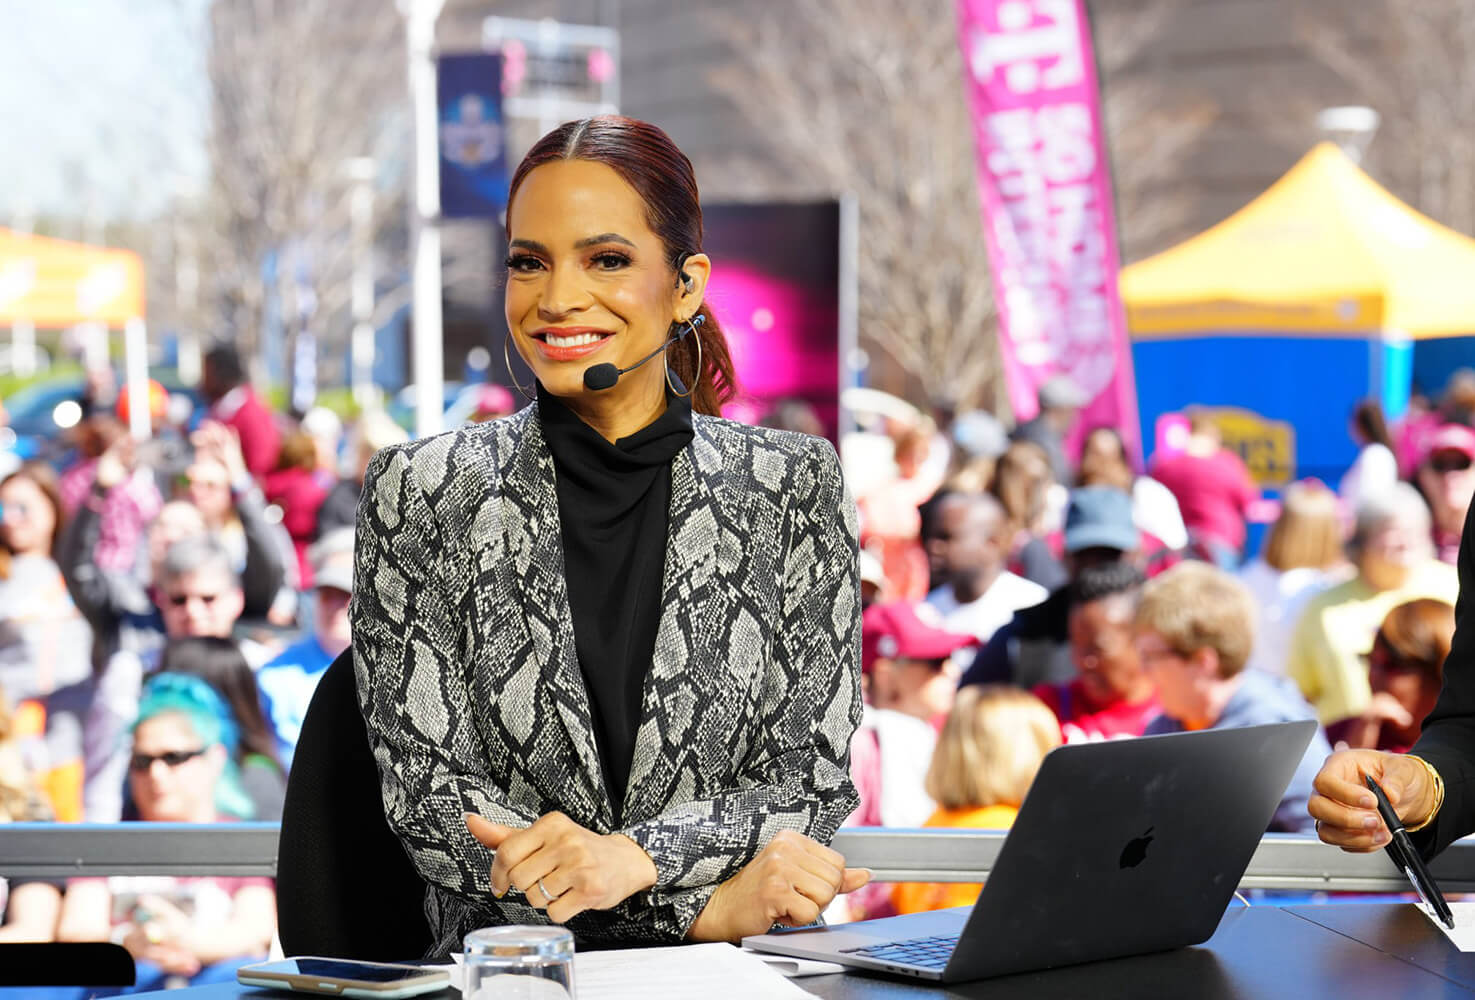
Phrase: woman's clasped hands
[{"left": 465, "top": 815, "right": 870, "bottom": 942}]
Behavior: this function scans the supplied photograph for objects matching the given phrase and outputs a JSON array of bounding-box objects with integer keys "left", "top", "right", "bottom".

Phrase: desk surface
[{"left": 128, "top": 905, "right": 1475, "bottom": 999}]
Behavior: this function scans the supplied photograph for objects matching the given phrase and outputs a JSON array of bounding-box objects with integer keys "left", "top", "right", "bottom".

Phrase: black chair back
[{"left": 276, "top": 649, "right": 434, "bottom": 959}]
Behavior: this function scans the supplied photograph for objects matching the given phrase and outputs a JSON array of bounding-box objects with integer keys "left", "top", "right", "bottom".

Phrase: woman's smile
[{"left": 532, "top": 326, "right": 617, "bottom": 361}]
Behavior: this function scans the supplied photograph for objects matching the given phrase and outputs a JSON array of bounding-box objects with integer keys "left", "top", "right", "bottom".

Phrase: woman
[
  {"left": 0, "top": 680, "right": 61, "bottom": 945},
  {"left": 351, "top": 116, "right": 864, "bottom": 955},
  {"left": 1413, "top": 425, "right": 1475, "bottom": 565},
  {"left": 1339, "top": 399, "right": 1398, "bottom": 509},
  {"left": 56, "top": 673, "right": 275, "bottom": 993},
  {"left": 1326, "top": 599, "right": 1453, "bottom": 754},
  {"left": 890, "top": 687, "right": 1060, "bottom": 914},
  {"left": 263, "top": 429, "right": 330, "bottom": 588},
  {"left": 0, "top": 463, "right": 93, "bottom": 821},
  {"left": 1076, "top": 425, "right": 1187, "bottom": 551},
  {"left": 990, "top": 439, "right": 1067, "bottom": 590},
  {"left": 155, "top": 637, "right": 286, "bottom": 820},
  {"left": 1238, "top": 481, "right": 1348, "bottom": 677}
]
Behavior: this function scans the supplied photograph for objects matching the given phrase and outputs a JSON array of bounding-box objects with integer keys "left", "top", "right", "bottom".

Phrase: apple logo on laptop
[{"left": 1118, "top": 827, "right": 1154, "bottom": 869}]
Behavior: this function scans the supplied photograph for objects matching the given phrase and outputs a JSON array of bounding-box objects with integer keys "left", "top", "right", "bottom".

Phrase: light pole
[
  {"left": 404, "top": 0, "right": 447, "bottom": 438},
  {"left": 345, "top": 156, "right": 379, "bottom": 409}
]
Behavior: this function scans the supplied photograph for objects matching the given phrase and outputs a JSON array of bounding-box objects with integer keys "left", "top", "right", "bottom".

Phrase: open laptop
[{"left": 745, "top": 720, "right": 1318, "bottom": 983}]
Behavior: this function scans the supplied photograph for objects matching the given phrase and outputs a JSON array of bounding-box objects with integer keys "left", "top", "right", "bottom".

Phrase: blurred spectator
[
  {"left": 945, "top": 410, "right": 1008, "bottom": 493},
  {"left": 156, "top": 639, "right": 285, "bottom": 821},
  {"left": 857, "top": 421, "right": 942, "bottom": 602},
  {"left": 1238, "top": 482, "right": 1349, "bottom": 678},
  {"left": 1439, "top": 367, "right": 1475, "bottom": 426},
  {"left": 0, "top": 463, "right": 93, "bottom": 822},
  {"left": 1076, "top": 426, "right": 1188, "bottom": 550},
  {"left": 1033, "top": 562, "right": 1158, "bottom": 743},
  {"left": 257, "top": 529, "right": 354, "bottom": 770},
  {"left": 58, "top": 417, "right": 163, "bottom": 575},
  {"left": 80, "top": 365, "right": 118, "bottom": 420},
  {"left": 1136, "top": 562, "right": 1329, "bottom": 833},
  {"left": 201, "top": 343, "right": 280, "bottom": 480},
  {"left": 990, "top": 440, "right": 1067, "bottom": 590},
  {"left": 1338, "top": 399, "right": 1398, "bottom": 509},
  {"left": 891, "top": 686, "right": 1060, "bottom": 914},
  {"left": 0, "top": 681, "right": 62, "bottom": 944},
  {"left": 857, "top": 548, "right": 887, "bottom": 608},
  {"left": 57, "top": 673, "right": 275, "bottom": 991},
  {"left": 1413, "top": 424, "right": 1475, "bottom": 564},
  {"left": 1148, "top": 410, "right": 1258, "bottom": 568},
  {"left": 1287, "top": 483, "right": 1457, "bottom": 724},
  {"left": 84, "top": 536, "right": 273, "bottom": 823},
  {"left": 1326, "top": 598, "right": 1453, "bottom": 754},
  {"left": 0, "top": 399, "right": 18, "bottom": 480},
  {"left": 468, "top": 384, "right": 518, "bottom": 424},
  {"left": 299, "top": 406, "right": 343, "bottom": 477},
  {"left": 314, "top": 410, "right": 408, "bottom": 542},
  {"left": 960, "top": 487, "right": 1142, "bottom": 691},
  {"left": 263, "top": 429, "right": 331, "bottom": 588},
  {"left": 924, "top": 493, "right": 1049, "bottom": 652},
  {"left": 1011, "top": 375, "right": 1086, "bottom": 484},
  {"left": 185, "top": 421, "right": 292, "bottom": 623}
]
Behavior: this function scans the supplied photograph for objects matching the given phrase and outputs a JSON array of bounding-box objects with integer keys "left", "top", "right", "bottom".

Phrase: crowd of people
[
  {"left": 830, "top": 371, "right": 1474, "bottom": 921},
  {"left": 0, "top": 342, "right": 1472, "bottom": 975}
]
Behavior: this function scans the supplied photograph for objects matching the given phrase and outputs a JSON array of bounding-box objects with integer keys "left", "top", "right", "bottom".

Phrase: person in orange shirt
[{"left": 891, "top": 686, "right": 1061, "bottom": 914}]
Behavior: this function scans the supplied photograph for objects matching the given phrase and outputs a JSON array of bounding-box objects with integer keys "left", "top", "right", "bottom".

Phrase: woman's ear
[{"left": 675, "top": 252, "right": 712, "bottom": 320}]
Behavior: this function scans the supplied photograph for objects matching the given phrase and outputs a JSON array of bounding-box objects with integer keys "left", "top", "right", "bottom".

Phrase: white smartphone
[{"left": 237, "top": 957, "right": 450, "bottom": 999}]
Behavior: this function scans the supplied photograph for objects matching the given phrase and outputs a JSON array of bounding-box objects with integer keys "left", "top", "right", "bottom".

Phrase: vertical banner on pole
[
  {"left": 955, "top": 0, "right": 1141, "bottom": 461},
  {"left": 437, "top": 53, "right": 509, "bottom": 220}
]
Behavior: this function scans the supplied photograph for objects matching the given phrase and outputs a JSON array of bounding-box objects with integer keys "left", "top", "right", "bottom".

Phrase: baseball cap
[
  {"left": 310, "top": 527, "right": 354, "bottom": 593},
  {"left": 861, "top": 601, "right": 976, "bottom": 674},
  {"left": 1063, "top": 486, "right": 1139, "bottom": 554},
  {"left": 858, "top": 549, "right": 887, "bottom": 590},
  {"left": 1422, "top": 424, "right": 1475, "bottom": 464}
]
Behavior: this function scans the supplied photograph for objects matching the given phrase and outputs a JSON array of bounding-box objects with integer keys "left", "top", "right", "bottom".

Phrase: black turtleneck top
[{"left": 536, "top": 384, "right": 695, "bottom": 820}]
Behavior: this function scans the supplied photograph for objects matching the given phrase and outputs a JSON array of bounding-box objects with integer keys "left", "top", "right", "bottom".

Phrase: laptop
[{"left": 744, "top": 720, "right": 1318, "bottom": 983}]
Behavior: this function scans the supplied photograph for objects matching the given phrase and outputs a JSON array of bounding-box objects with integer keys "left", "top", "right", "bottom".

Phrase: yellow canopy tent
[
  {"left": 1123, "top": 142, "right": 1475, "bottom": 339},
  {"left": 0, "top": 228, "right": 146, "bottom": 328},
  {"left": 1119, "top": 143, "right": 1475, "bottom": 489}
]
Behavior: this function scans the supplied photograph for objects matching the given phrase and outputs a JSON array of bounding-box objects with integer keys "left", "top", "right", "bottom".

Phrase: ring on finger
[{"left": 537, "top": 877, "right": 557, "bottom": 904}]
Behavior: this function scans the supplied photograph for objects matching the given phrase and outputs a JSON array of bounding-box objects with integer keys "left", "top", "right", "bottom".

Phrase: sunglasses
[
  {"left": 1430, "top": 453, "right": 1473, "bottom": 474},
  {"left": 129, "top": 747, "right": 207, "bottom": 773},
  {"left": 165, "top": 592, "right": 221, "bottom": 608}
]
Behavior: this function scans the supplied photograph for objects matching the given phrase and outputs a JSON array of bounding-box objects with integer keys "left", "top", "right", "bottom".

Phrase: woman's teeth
[{"left": 545, "top": 332, "right": 603, "bottom": 347}]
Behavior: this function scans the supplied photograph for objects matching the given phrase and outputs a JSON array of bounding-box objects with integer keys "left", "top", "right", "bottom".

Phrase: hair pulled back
[{"left": 507, "top": 116, "right": 738, "bottom": 416}]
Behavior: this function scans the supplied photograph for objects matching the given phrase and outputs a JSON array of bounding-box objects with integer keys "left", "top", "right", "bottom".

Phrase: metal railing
[{"left": 3, "top": 824, "right": 1474, "bottom": 894}]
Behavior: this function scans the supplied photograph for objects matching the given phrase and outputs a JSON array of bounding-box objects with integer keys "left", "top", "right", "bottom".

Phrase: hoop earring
[
  {"left": 665, "top": 318, "right": 702, "bottom": 398},
  {"left": 502, "top": 336, "right": 535, "bottom": 401}
]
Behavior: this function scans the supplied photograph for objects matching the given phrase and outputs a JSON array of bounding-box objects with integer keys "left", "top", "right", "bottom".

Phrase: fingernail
[
  {"left": 1361, "top": 795, "right": 1376, "bottom": 808},
  {"left": 1374, "top": 831, "right": 1389, "bottom": 846},
  {"left": 1363, "top": 815, "right": 1380, "bottom": 829}
]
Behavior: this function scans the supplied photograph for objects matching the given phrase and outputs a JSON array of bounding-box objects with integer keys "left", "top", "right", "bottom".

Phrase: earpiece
[{"left": 680, "top": 272, "right": 695, "bottom": 294}]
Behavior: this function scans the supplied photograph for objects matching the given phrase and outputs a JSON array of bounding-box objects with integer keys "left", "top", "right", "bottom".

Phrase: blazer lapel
[
  {"left": 498, "top": 405, "right": 611, "bottom": 826},
  {"left": 622, "top": 417, "right": 734, "bottom": 823}
]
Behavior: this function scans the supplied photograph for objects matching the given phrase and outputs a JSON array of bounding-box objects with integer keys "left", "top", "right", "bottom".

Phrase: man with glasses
[{"left": 1136, "top": 562, "right": 1328, "bottom": 833}]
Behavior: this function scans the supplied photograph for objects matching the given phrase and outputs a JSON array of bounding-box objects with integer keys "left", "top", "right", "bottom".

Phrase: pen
[{"left": 1365, "top": 774, "right": 1455, "bottom": 930}]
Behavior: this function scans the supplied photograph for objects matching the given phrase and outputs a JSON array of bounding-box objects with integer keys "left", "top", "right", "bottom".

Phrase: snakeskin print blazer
[{"left": 350, "top": 402, "right": 861, "bottom": 955}]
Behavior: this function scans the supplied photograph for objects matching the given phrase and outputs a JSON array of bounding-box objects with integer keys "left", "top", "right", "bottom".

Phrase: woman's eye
[
  {"left": 591, "top": 252, "right": 630, "bottom": 270},
  {"left": 504, "top": 254, "right": 542, "bottom": 273}
]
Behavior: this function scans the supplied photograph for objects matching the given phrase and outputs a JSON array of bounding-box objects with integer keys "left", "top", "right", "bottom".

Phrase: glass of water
[{"left": 463, "top": 925, "right": 576, "bottom": 1000}]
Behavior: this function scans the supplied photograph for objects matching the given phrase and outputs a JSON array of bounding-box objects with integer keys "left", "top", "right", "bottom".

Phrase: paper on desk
[
  {"left": 740, "top": 948, "right": 846, "bottom": 978},
  {"left": 1418, "top": 900, "right": 1475, "bottom": 950},
  {"left": 434, "top": 942, "right": 818, "bottom": 997}
]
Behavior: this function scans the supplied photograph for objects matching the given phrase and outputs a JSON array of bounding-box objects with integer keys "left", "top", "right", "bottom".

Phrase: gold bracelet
[{"left": 1404, "top": 755, "right": 1445, "bottom": 833}]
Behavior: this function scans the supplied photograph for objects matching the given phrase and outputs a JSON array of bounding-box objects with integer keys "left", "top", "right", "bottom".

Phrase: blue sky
[{"left": 0, "top": 0, "right": 210, "bottom": 224}]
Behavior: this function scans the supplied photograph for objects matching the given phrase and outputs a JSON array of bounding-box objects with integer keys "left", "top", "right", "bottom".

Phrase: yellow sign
[{"left": 1210, "top": 407, "right": 1295, "bottom": 487}]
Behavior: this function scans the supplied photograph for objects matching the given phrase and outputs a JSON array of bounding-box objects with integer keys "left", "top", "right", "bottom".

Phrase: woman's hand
[
  {"left": 1309, "top": 749, "right": 1437, "bottom": 852},
  {"left": 687, "top": 830, "right": 871, "bottom": 943},
  {"left": 121, "top": 895, "right": 201, "bottom": 975},
  {"left": 465, "top": 812, "right": 657, "bottom": 923}
]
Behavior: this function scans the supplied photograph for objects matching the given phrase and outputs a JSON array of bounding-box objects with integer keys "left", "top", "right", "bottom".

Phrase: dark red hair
[{"left": 506, "top": 116, "right": 738, "bottom": 416}]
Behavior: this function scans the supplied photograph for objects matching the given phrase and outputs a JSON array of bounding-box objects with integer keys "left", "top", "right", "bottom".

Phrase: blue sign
[{"left": 437, "top": 53, "right": 509, "bottom": 219}]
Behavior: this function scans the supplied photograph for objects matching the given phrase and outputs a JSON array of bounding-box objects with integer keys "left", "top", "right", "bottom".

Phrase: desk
[{"left": 126, "top": 905, "right": 1474, "bottom": 999}]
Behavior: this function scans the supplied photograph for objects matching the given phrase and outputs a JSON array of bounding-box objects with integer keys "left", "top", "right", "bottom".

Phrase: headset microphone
[{"left": 583, "top": 314, "right": 705, "bottom": 392}]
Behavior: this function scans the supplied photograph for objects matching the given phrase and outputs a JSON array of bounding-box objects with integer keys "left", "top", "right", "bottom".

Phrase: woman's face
[
  {"left": 1417, "top": 448, "right": 1475, "bottom": 530},
  {"left": 1081, "top": 429, "right": 1124, "bottom": 468},
  {"left": 504, "top": 160, "right": 696, "bottom": 405},
  {"left": 183, "top": 459, "right": 233, "bottom": 523},
  {"left": 0, "top": 476, "right": 56, "bottom": 556},
  {"left": 1368, "top": 638, "right": 1441, "bottom": 734},
  {"left": 129, "top": 713, "right": 224, "bottom": 823}
]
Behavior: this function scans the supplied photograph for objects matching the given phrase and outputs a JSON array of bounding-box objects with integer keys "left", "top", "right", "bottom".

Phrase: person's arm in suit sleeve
[
  {"left": 618, "top": 441, "right": 862, "bottom": 905},
  {"left": 351, "top": 444, "right": 538, "bottom": 901},
  {"left": 1408, "top": 499, "right": 1475, "bottom": 858}
]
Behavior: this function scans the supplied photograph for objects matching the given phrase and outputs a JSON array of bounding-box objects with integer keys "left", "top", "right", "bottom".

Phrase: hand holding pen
[
  {"left": 1364, "top": 773, "right": 1455, "bottom": 930},
  {"left": 1310, "top": 749, "right": 1439, "bottom": 852}
]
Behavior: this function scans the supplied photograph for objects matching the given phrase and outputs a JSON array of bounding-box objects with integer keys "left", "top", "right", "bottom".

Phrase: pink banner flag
[{"left": 956, "top": 0, "right": 1141, "bottom": 462}]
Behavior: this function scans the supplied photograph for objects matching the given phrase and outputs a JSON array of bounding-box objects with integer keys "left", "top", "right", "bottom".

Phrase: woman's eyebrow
[{"left": 574, "top": 232, "right": 636, "bottom": 249}]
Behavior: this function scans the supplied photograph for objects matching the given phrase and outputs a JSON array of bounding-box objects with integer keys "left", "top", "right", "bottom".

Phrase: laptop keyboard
[{"left": 841, "top": 933, "right": 959, "bottom": 970}]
